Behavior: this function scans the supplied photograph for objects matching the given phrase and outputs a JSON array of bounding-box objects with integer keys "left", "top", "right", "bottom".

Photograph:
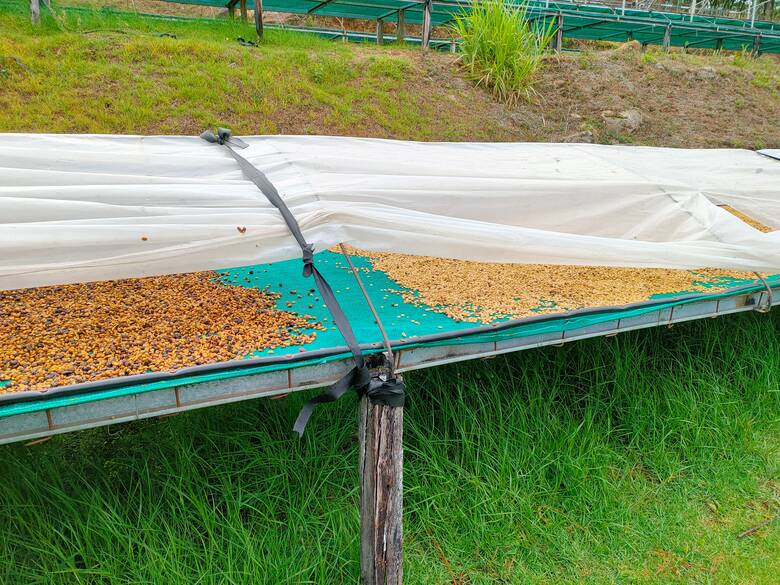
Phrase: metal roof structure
[{"left": 166, "top": 0, "right": 780, "bottom": 52}]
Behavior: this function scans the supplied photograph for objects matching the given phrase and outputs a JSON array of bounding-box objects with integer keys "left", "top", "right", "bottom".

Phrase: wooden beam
[
  {"left": 239, "top": 0, "right": 248, "bottom": 21},
  {"left": 30, "top": 0, "right": 40, "bottom": 24},
  {"left": 396, "top": 9, "right": 405, "bottom": 42},
  {"left": 421, "top": 0, "right": 432, "bottom": 50},
  {"left": 254, "top": 0, "right": 263, "bottom": 39},
  {"left": 359, "top": 390, "right": 403, "bottom": 585}
]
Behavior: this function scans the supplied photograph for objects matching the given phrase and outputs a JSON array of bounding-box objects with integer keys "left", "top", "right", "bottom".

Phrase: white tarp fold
[{"left": 1, "top": 134, "right": 779, "bottom": 290}]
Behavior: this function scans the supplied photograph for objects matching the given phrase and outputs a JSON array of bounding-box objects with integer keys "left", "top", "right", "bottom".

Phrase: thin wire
[{"left": 338, "top": 244, "right": 395, "bottom": 372}]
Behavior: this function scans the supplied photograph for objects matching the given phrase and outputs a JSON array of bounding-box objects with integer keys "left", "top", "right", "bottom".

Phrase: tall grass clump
[{"left": 452, "top": 0, "right": 556, "bottom": 104}]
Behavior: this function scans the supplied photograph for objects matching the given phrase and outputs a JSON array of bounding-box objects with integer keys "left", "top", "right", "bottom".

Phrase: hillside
[{"left": 2, "top": 7, "right": 778, "bottom": 148}]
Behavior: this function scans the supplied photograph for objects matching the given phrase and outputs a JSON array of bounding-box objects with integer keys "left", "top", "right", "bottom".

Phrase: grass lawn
[
  {"left": 1, "top": 5, "right": 780, "bottom": 583},
  {"left": 0, "top": 3, "right": 511, "bottom": 140}
]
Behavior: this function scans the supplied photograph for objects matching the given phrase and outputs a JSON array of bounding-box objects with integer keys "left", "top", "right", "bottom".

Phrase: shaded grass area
[
  {"left": 0, "top": 6, "right": 510, "bottom": 139},
  {"left": 1, "top": 312, "right": 779, "bottom": 583}
]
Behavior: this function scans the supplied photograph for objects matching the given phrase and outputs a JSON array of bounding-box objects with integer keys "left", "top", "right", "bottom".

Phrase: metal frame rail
[
  {"left": 2, "top": 284, "right": 776, "bottom": 445},
  {"left": 171, "top": 0, "right": 780, "bottom": 52},
  {"left": 21, "top": 0, "right": 780, "bottom": 52}
]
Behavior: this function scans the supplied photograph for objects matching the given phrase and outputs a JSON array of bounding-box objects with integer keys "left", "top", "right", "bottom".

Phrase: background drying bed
[{"left": 0, "top": 249, "right": 773, "bottom": 395}]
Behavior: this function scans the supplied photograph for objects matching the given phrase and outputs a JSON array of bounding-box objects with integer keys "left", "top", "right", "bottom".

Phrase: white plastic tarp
[{"left": 1, "top": 133, "right": 779, "bottom": 291}]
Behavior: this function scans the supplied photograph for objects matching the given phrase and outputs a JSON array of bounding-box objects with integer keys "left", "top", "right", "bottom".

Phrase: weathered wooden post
[
  {"left": 376, "top": 20, "right": 385, "bottom": 45},
  {"left": 359, "top": 375, "right": 404, "bottom": 585},
  {"left": 421, "top": 0, "right": 432, "bottom": 49},
  {"left": 752, "top": 33, "right": 762, "bottom": 56},
  {"left": 553, "top": 13, "right": 563, "bottom": 53},
  {"left": 30, "top": 0, "right": 40, "bottom": 24},
  {"left": 396, "top": 9, "right": 405, "bottom": 42},
  {"left": 663, "top": 24, "right": 671, "bottom": 51},
  {"left": 254, "top": 0, "right": 263, "bottom": 39}
]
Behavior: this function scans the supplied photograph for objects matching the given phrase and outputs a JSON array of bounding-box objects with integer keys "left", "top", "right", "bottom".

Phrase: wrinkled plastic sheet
[{"left": 1, "top": 134, "right": 779, "bottom": 291}]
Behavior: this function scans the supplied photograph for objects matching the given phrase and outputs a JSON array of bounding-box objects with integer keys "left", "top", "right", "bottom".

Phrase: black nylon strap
[
  {"left": 364, "top": 376, "right": 405, "bottom": 407},
  {"left": 292, "top": 365, "right": 371, "bottom": 436},
  {"left": 201, "top": 128, "right": 368, "bottom": 434}
]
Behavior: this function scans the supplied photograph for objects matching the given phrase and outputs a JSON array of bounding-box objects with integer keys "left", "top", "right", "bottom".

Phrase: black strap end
[{"left": 364, "top": 376, "right": 405, "bottom": 408}]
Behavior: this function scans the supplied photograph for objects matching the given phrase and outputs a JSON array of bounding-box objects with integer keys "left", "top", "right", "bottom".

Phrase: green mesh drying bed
[{"left": 1, "top": 250, "right": 778, "bottom": 434}]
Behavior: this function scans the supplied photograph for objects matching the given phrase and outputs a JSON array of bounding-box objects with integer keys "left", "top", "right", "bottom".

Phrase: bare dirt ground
[
  {"left": 523, "top": 45, "right": 780, "bottom": 148},
  {"left": 381, "top": 45, "right": 780, "bottom": 148}
]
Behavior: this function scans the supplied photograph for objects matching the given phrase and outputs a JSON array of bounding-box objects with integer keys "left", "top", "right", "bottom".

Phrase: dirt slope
[{"left": 521, "top": 47, "right": 780, "bottom": 148}]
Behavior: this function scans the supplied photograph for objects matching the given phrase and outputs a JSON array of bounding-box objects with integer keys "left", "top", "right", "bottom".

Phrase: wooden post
[
  {"left": 752, "top": 33, "right": 761, "bottom": 56},
  {"left": 239, "top": 0, "right": 248, "bottom": 21},
  {"left": 396, "top": 9, "right": 405, "bottom": 42},
  {"left": 663, "top": 24, "right": 671, "bottom": 51},
  {"left": 30, "top": 0, "right": 40, "bottom": 24},
  {"left": 254, "top": 0, "right": 263, "bottom": 40},
  {"left": 376, "top": 20, "right": 384, "bottom": 45},
  {"left": 421, "top": 0, "right": 432, "bottom": 50},
  {"left": 359, "top": 392, "right": 403, "bottom": 585},
  {"left": 553, "top": 13, "right": 563, "bottom": 53},
  {"left": 227, "top": 0, "right": 237, "bottom": 18}
]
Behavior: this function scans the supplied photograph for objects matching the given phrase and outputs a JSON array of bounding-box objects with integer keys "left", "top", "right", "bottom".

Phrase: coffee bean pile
[
  {"left": 0, "top": 272, "right": 322, "bottom": 393},
  {"left": 362, "top": 251, "right": 757, "bottom": 323}
]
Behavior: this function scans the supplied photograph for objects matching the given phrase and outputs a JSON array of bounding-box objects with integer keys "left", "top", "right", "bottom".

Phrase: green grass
[
  {"left": 1, "top": 6, "right": 780, "bottom": 583},
  {"left": 452, "top": 0, "right": 555, "bottom": 104},
  {"left": 1, "top": 313, "right": 779, "bottom": 583},
  {"left": 0, "top": 5, "right": 509, "bottom": 140}
]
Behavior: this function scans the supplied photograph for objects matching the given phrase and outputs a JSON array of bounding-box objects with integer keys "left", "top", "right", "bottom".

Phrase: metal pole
[
  {"left": 422, "top": 0, "right": 432, "bottom": 50},
  {"left": 359, "top": 391, "right": 403, "bottom": 585},
  {"left": 750, "top": 0, "right": 757, "bottom": 28},
  {"left": 30, "top": 0, "right": 40, "bottom": 24}
]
